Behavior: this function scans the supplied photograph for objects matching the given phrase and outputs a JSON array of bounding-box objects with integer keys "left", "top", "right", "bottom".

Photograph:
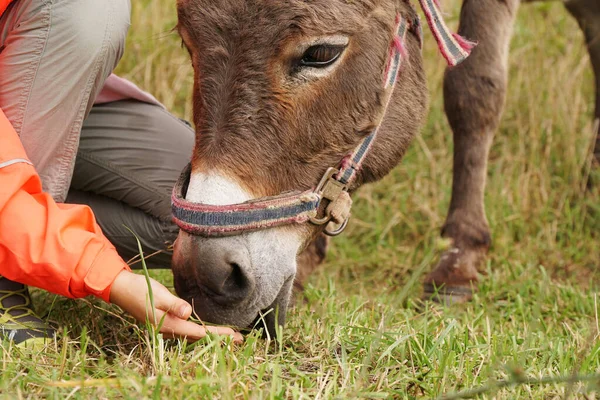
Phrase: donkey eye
[{"left": 299, "top": 44, "right": 346, "bottom": 68}]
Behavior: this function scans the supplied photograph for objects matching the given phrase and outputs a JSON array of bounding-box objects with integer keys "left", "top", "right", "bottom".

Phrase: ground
[{"left": 1, "top": 0, "right": 599, "bottom": 399}]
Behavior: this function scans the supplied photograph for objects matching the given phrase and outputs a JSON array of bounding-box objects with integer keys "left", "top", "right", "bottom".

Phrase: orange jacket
[
  {"left": 0, "top": 109, "right": 130, "bottom": 302},
  {"left": 0, "top": 0, "right": 11, "bottom": 16}
]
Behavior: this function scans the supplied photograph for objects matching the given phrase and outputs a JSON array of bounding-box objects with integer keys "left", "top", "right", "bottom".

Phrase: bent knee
[
  {"left": 443, "top": 67, "right": 507, "bottom": 132},
  {"left": 54, "top": 0, "right": 131, "bottom": 70}
]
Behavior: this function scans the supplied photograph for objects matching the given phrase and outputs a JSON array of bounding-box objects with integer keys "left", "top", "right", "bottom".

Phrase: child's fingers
[
  {"left": 151, "top": 279, "right": 193, "bottom": 319},
  {"left": 148, "top": 278, "right": 243, "bottom": 344},
  {"left": 155, "top": 310, "right": 244, "bottom": 344},
  {"left": 156, "top": 310, "right": 210, "bottom": 341},
  {"left": 204, "top": 326, "right": 244, "bottom": 344}
]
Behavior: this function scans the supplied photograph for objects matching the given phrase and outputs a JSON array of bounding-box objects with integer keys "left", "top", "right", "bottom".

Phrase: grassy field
[{"left": 2, "top": 0, "right": 600, "bottom": 398}]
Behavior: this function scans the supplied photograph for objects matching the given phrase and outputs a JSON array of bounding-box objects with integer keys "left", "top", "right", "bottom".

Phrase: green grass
[{"left": 2, "top": 0, "right": 599, "bottom": 398}]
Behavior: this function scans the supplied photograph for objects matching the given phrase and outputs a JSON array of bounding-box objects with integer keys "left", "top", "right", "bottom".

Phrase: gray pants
[
  {"left": 68, "top": 101, "right": 194, "bottom": 269},
  {"left": 0, "top": 0, "right": 193, "bottom": 269}
]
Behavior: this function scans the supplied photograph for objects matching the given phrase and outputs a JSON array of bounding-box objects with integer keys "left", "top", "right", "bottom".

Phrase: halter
[{"left": 172, "top": 2, "right": 474, "bottom": 237}]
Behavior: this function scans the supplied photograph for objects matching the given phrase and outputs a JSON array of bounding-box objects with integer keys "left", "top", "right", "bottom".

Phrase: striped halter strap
[{"left": 172, "top": 3, "right": 475, "bottom": 237}]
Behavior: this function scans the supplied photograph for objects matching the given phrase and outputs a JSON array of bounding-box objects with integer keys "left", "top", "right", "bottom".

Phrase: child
[{"left": 0, "top": 0, "right": 241, "bottom": 346}]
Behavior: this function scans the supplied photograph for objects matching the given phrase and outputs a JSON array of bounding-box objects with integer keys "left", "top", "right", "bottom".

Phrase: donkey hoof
[{"left": 422, "top": 283, "right": 473, "bottom": 305}]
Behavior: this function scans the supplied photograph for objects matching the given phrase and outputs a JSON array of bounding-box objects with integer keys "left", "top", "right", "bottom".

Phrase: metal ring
[
  {"left": 310, "top": 213, "right": 332, "bottom": 226},
  {"left": 323, "top": 218, "right": 349, "bottom": 237}
]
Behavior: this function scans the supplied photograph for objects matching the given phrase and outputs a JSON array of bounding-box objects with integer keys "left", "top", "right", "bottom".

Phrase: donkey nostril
[
  {"left": 194, "top": 240, "right": 254, "bottom": 304},
  {"left": 223, "top": 262, "right": 252, "bottom": 295}
]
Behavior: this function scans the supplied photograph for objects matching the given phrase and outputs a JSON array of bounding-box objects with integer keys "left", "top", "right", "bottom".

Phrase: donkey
[
  {"left": 172, "top": 0, "right": 598, "bottom": 335},
  {"left": 173, "top": 0, "right": 429, "bottom": 334},
  {"left": 423, "top": 0, "right": 600, "bottom": 303}
]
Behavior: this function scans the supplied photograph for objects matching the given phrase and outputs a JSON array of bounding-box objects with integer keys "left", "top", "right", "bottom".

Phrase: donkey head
[{"left": 173, "top": 0, "right": 427, "bottom": 336}]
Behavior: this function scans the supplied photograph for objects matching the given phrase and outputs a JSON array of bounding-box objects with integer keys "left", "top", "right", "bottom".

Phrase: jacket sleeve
[{"left": 0, "top": 109, "right": 130, "bottom": 302}]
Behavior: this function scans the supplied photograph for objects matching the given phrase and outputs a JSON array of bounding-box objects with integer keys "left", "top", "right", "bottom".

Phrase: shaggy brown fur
[
  {"left": 176, "top": 0, "right": 426, "bottom": 197},
  {"left": 174, "top": 0, "right": 427, "bottom": 324},
  {"left": 174, "top": 0, "right": 599, "bottom": 323}
]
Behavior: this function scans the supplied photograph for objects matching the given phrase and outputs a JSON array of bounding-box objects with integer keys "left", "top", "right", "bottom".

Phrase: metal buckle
[
  {"left": 309, "top": 167, "right": 348, "bottom": 226},
  {"left": 323, "top": 218, "right": 349, "bottom": 237}
]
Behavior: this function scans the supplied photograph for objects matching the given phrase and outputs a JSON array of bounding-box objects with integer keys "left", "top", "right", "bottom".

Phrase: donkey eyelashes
[
  {"left": 289, "top": 40, "right": 349, "bottom": 80},
  {"left": 299, "top": 44, "right": 347, "bottom": 68}
]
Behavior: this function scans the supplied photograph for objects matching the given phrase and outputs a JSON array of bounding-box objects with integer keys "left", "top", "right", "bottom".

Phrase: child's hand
[{"left": 109, "top": 270, "right": 243, "bottom": 343}]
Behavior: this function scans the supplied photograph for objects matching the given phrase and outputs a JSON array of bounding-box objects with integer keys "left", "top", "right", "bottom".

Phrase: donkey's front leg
[
  {"left": 424, "top": 0, "right": 520, "bottom": 303},
  {"left": 564, "top": 0, "right": 600, "bottom": 166}
]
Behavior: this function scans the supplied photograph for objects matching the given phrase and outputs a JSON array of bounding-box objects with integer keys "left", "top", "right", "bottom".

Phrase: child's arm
[
  {"left": 0, "top": 109, "right": 242, "bottom": 342},
  {"left": 0, "top": 109, "right": 127, "bottom": 302}
]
